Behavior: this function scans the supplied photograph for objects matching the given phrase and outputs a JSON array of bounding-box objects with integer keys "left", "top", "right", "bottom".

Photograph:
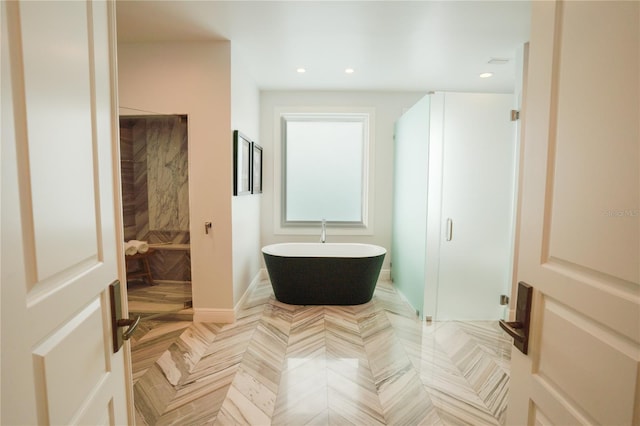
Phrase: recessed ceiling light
[
  {"left": 297, "top": 68, "right": 306, "bottom": 73},
  {"left": 479, "top": 72, "right": 493, "bottom": 78},
  {"left": 345, "top": 68, "right": 355, "bottom": 74}
]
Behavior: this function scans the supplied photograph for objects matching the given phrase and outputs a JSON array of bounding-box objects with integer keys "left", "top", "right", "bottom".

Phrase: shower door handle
[{"left": 446, "top": 218, "right": 453, "bottom": 241}]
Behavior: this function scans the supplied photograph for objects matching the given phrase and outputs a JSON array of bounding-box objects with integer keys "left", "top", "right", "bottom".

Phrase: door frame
[
  {"left": 109, "top": 39, "right": 136, "bottom": 426},
  {"left": 117, "top": 113, "right": 193, "bottom": 312},
  {"left": 101, "top": 1, "right": 137, "bottom": 421},
  {"left": 107, "top": 2, "right": 136, "bottom": 425}
]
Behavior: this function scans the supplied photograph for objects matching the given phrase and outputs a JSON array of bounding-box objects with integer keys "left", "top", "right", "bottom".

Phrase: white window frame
[{"left": 273, "top": 106, "right": 376, "bottom": 236}]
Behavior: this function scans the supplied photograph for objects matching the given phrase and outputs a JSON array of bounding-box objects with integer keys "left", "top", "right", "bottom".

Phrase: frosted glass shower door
[
  {"left": 391, "top": 95, "right": 430, "bottom": 317},
  {"left": 436, "top": 93, "right": 515, "bottom": 320}
]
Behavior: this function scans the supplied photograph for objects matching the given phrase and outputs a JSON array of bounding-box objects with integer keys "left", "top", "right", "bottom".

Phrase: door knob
[
  {"left": 499, "top": 281, "right": 533, "bottom": 354},
  {"left": 117, "top": 316, "right": 141, "bottom": 341},
  {"left": 109, "top": 280, "right": 141, "bottom": 353}
]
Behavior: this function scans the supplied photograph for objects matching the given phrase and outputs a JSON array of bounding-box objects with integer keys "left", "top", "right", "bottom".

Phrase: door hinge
[{"left": 510, "top": 110, "right": 520, "bottom": 121}]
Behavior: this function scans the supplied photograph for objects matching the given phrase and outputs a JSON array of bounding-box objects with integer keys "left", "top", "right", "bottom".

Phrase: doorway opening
[{"left": 119, "top": 115, "right": 192, "bottom": 319}]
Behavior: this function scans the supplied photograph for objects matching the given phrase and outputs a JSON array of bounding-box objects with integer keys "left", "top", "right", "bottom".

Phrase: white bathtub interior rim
[{"left": 262, "top": 243, "right": 386, "bottom": 258}]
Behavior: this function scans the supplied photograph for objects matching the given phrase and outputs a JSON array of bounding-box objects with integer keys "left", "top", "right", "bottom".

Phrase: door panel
[
  {"left": 1, "top": 1, "right": 130, "bottom": 424},
  {"left": 537, "top": 297, "right": 637, "bottom": 425},
  {"left": 507, "top": 1, "right": 639, "bottom": 424},
  {"left": 548, "top": 0, "right": 638, "bottom": 284},
  {"left": 436, "top": 93, "right": 515, "bottom": 320},
  {"left": 33, "top": 298, "right": 107, "bottom": 424},
  {"left": 20, "top": 0, "right": 99, "bottom": 282}
]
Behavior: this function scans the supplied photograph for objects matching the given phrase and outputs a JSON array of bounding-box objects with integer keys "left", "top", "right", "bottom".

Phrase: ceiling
[{"left": 116, "top": 1, "right": 531, "bottom": 92}]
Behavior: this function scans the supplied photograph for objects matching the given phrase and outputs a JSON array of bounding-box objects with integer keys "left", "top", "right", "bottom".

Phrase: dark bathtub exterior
[{"left": 262, "top": 244, "right": 385, "bottom": 305}]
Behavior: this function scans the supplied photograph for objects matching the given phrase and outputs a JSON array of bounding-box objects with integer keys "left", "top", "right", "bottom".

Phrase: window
[{"left": 275, "top": 109, "right": 375, "bottom": 235}]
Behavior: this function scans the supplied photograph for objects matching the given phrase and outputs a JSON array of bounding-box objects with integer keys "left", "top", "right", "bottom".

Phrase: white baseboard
[
  {"left": 193, "top": 308, "right": 235, "bottom": 324},
  {"left": 194, "top": 270, "right": 268, "bottom": 324},
  {"left": 234, "top": 270, "right": 267, "bottom": 314},
  {"left": 378, "top": 268, "right": 391, "bottom": 282}
]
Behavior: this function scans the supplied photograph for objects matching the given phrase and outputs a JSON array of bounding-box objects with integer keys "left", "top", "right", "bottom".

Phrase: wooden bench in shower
[{"left": 125, "top": 248, "right": 156, "bottom": 285}]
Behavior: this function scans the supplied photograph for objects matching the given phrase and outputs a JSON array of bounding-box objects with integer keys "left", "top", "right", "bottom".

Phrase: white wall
[
  {"left": 260, "top": 91, "right": 425, "bottom": 268},
  {"left": 231, "top": 47, "right": 262, "bottom": 306},
  {"left": 118, "top": 41, "right": 234, "bottom": 318}
]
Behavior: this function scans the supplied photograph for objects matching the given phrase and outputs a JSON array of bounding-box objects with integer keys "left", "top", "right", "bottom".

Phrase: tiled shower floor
[{"left": 127, "top": 280, "right": 192, "bottom": 317}]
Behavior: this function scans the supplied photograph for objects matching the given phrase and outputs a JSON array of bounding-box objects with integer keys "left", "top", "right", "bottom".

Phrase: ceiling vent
[{"left": 488, "top": 58, "right": 510, "bottom": 65}]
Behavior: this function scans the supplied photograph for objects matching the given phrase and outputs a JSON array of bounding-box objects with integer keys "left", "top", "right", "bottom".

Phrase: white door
[
  {"left": 507, "top": 1, "right": 640, "bottom": 424},
  {"left": 436, "top": 93, "right": 516, "bottom": 320},
  {"left": 1, "top": 1, "right": 132, "bottom": 425}
]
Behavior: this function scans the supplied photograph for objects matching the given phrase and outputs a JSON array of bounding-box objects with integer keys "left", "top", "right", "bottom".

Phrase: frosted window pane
[{"left": 285, "top": 119, "right": 364, "bottom": 222}]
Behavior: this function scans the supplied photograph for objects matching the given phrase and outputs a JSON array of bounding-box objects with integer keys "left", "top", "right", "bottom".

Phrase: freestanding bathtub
[{"left": 262, "top": 243, "right": 386, "bottom": 305}]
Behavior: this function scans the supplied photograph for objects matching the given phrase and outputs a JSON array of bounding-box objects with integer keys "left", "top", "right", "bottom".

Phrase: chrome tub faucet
[{"left": 321, "top": 219, "right": 326, "bottom": 243}]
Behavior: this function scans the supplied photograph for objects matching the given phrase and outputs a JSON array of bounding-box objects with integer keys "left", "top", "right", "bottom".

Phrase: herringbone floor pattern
[{"left": 131, "top": 279, "right": 512, "bottom": 425}]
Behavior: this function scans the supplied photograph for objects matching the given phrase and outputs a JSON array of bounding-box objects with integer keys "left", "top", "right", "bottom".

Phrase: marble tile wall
[
  {"left": 147, "top": 230, "right": 191, "bottom": 282},
  {"left": 148, "top": 230, "right": 190, "bottom": 245},
  {"left": 146, "top": 116, "right": 189, "bottom": 232},
  {"left": 133, "top": 119, "right": 150, "bottom": 241},
  {"left": 148, "top": 249, "right": 192, "bottom": 282},
  {"left": 120, "top": 122, "right": 137, "bottom": 241},
  {"left": 120, "top": 116, "right": 191, "bottom": 282}
]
